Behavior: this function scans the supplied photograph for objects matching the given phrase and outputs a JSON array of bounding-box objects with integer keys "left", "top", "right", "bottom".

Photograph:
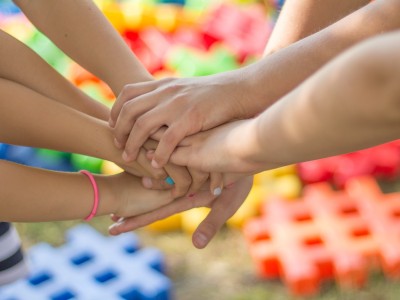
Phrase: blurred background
[{"left": 0, "top": 0, "right": 400, "bottom": 299}]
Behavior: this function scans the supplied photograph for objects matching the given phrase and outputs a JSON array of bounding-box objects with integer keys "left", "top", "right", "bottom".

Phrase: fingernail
[
  {"left": 151, "top": 159, "right": 161, "bottom": 169},
  {"left": 108, "top": 118, "right": 115, "bottom": 127},
  {"left": 108, "top": 223, "right": 119, "bottom": 234},
  {"left": 142, "top": 177, "right": 153, "bottom": 188},
  {"left": 213, "top": 187, "right": 222, "bottom": 196},
  {"left": 188, "top": 193, "right": 195, "bottom": 198},
  {"left": 194, "top": 232, "right": 208, "bottom": 248},
  {"left": 122, "top": 151, "right": 130, "bottom": 162},
  {"left": 114, "top": 138, "right": 122, "bottom": 149},
  {"left": 165, "top": 176, "right": 175, "bottom": 185}
]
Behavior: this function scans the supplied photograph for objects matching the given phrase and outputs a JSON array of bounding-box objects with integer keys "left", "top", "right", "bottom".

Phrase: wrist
[
  {"left": 94, "top": 174, "right": 119, "bottom": 216},
  {"left": 231, "top": 66, "right": 271, "bottom": 119},
  {"left": 226, "top": 119, "right": 267, "bottom": 174}
]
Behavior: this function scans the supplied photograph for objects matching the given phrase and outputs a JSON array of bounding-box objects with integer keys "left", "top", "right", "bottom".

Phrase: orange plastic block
[{"left": 243, "top": 176, "right": 400, "bottom": 296}]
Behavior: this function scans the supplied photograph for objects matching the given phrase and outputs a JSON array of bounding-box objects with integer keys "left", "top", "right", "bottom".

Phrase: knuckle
[
  {"left": 162, "top": 130, "right": 178, "bottom": 146},
  {"left": 134, "top": 116, "right": 148, "bottom": 131},
  {"left": 153, "top": 170, "right": 166, "bottom": 180},
  {"left": 199, "top": 222, "right": 218, "bottom": 236}
]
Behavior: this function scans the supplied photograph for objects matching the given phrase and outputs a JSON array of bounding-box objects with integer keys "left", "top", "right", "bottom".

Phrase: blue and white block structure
[{"left": 0, "top": 225, "right": 173, "bottom": 300}]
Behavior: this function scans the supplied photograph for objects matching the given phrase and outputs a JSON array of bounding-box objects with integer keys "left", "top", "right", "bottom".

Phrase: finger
[
  {"left": 150, "top": 127, "right": 167, "bottom": 142},
  {"left": 192, "top": 187, "right": 247, "bottom": 249},
  {"left": 122, "top": 107, "right": 168, "bottom": 162},
  {"left": 110, "top": 214, "right": 121, "bottom": 222},
  {"left": 136, "top": 147, "right": 167, "bottom": 180},
  {"left": 108, "top": 190, "right": 216, "bottom": 235},
  {"left": 151, "top": 122, "right": 191, "bottom": 169},
  {"left": 146, "top": 150, "right": 192, "bottom": 197},
  {"left": 209, "top": 173, "right": 224, "bottom": 197},
  {"left": 186, "top": 169, "right": 209, "bottom": 197},
  {"left": 113, "top": 94, "right": 160, "bottom": 150},
  {"left": 169, "top": 145, "right": 192, "bottom": 168},
  {"left": 164, "top": 163, "right": 192, "bottom": 198},
  {"left": 110, "top": 81, "right": 157, "bottom": 127},
  {"left": 141, "top": 176, "right": 174, "bottom": 190}
]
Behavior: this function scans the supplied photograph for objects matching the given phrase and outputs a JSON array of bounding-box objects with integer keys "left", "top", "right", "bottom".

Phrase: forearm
[
  {"left": 249, "top": 33, "right": 400, "bottom": 169},
  {"left": 0, "top": 78, "right": 125, "bottom": 167},
  {"left": 13, "top": 0, "right": 152, "bottom": 95},
  {"left": 265, "top": 0, "right": 369, "bottom": 55},
  {"left": 0, "top": 159, "right": 116, "bottom": 222},
  {"left": 240, "top": 0, "right": 400, "bottom": 117},
  {"left": 0, "top": 30, "right": 109, "bottom": 120}
]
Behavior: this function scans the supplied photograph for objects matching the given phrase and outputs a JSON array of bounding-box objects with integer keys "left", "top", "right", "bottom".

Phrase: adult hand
[
  {"left": 109, "top": 176, "right": 253, "bottom": 249},
  {"left": 110, "top": 72, "right": 253, "bottom": 169},
  {"left": 169, "top": 119, "right": 279, "bottom": 174}
]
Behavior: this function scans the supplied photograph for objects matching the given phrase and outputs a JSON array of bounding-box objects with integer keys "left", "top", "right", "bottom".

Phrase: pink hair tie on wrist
[{"left": 79, "top": 170, "right": 99, "bottom": 221}]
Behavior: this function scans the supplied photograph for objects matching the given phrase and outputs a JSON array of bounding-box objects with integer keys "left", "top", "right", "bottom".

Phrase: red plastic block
[
  {"left": 297, "top": 140, "right": 400, "bottom": 187},
  {"left": 202, "top": 3, "right": 272, "bottom": 61},
  {"left": 243, "top": 176, "right": 400, "bottom": 296}
]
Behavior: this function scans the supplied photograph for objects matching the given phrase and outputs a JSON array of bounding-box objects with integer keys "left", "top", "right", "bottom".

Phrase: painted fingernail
[
  {"left": 142, "top": 177, "right": 153, "bottom": 188},
  {"left": 109, "top": 118, "right": 115, "bottom": 127},
  {"left": 165, "top": 176, "right": 175, "bottom": 185},
  {"left": 108, "top": 223, "right": 119, "bottom": 234},
  {"left": 114, "top": 138, "right": 122, "bottom": 149},
  {"left": 194, "top": 232, "right": 208, "bottom": 248},
  {"left": 213, "top": 187, "right": 222, "bottom": 196}
]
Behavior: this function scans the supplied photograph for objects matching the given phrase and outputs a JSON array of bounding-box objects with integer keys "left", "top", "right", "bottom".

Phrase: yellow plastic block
[
  {"left": 146, "top": 213, "right": 182, "bottom": 232},
  {"left": 101, "top": 160, "right": 123, "bottom": 175},
  {"left": 227, "top": 184, "right": 268, "bottom": 228},
  {"left": 181, "top": 207, "right": 210, "bottom": 234},
  {"left": 121, "top": 2, "right": 151, "bottom": 31},
  {"left": 271, "top": 174, "right": 303, "bottom": 199},
  {"left": 155, "top": 5, "right": 181, "bottom": 33},
  {"left": 102, "top": 3, "right": 126, "bottom": 33}
]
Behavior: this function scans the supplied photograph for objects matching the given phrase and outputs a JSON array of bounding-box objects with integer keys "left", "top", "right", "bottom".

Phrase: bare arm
[
  {"left": 0, "top": 29, "right": 108, "bottom": 120},
  {"left": 169, "top": 32, "right": 400, "bottom": 174},
  {"left": 13, "top": 0, "right": 152, "bottom": 95},
  {"left": 0, "top": 159, "right": 174, "bottom": 222},
  {"left": 0, "top": 78, "right": 163, "bottom": 178},
  {"left": 109, "top": 0, "right": 400, "bottom": 168},
  {"left": 264, "top": 0, "right": 370, "bottom": 54}
]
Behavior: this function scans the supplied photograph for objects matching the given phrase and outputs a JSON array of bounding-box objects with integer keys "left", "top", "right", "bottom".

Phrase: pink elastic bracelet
[{"left": 79, "top": 170, "right": 99, "bottom": 221}]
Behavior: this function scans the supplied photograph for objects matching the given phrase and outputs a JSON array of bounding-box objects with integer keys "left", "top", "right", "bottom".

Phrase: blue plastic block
[
  {"left": 158, "top": 0, "right": 186, "bottom": 5},
  {"left": 3, "top": 145, "right": 37, "bottom": 165},
  {"left": 0, "top": 143, "right": 9, "bottom": 159},
  {"left": 0, "top": 225, "right": 173, "bottom": 300},
  {"left": 0, "top": 0, "right": 21, "bottom": 15}
]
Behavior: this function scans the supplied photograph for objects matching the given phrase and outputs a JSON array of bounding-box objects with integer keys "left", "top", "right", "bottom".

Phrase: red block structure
[
  {"left": 297, "top": 140, "right": 400, "bottom": 188},
  {"left": 243, "top": 176, "right": 400, "bottom": 296},
  {"left": 202, "top": 3, "right": 272, "bottom": 61}
]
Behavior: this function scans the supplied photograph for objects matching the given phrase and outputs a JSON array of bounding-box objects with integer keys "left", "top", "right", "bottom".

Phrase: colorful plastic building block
[
  {"left": 0, "top": 224, "right": 173, "bottom": 300},
  {"left": 202, "top": 3, "right": 272, "bottom": 60},
  {"left": 297, "top": 140, "right": 400, "bottom": 187},
  {"left": 243, "top": 176, "right": 400, "bottom": 296}
]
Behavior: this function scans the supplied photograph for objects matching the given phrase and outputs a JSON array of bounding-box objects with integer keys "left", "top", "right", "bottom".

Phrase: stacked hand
[{"left": 107, "top": 74, "right": 257, "bottom": 248}]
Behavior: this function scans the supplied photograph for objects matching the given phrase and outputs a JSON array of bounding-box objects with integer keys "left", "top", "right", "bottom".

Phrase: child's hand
[
  {"left": 106, "top": 172, "right": 175, "bottom": 218},
  {"left": 109, "top": 176, "right": 253, "bottom": 249},
  {"left": 142, "top": 139, "right": 224, "bottom": 198}
]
